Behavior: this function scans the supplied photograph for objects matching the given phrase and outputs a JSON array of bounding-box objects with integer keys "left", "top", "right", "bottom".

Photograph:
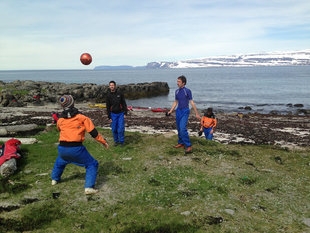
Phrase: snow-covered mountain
[{"left": 146, "top": 49, "right": 310, "bottom": 68}]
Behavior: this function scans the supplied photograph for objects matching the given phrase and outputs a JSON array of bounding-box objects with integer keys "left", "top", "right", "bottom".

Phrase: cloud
[{"left": 0, "top": 0, "right": 310, "bottom": 69}]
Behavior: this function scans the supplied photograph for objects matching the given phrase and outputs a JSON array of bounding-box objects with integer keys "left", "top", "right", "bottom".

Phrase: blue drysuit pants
[
  {"left": 111, "top": 112, "right": 125, "bottom": 144},
  {"left": 203, "top": 127, "right": 214, "bottom": 140},
  {"left": 176, "top": 108, "right": 191, "bottom": 148},
  {"left": 51, "top": 145, "right": 98, "bottom": 188}
]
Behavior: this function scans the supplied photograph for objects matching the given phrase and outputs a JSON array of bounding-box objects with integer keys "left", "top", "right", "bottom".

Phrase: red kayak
[
  {"left": 151, "top": 108, "right": 168, "bottom": 112},
  {"left": 128, "top": 106, "right": 150, "bottom": 110},
  {"left": 128, "top": 106, "right": 167, "bottom": 112},
  {"left": 134, "top": 107, "right": 149, "bottom": 110}
]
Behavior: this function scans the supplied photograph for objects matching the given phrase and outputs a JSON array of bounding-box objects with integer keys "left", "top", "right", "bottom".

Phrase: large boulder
[
  {"left": 1, "top": 124, "right": 38, "bottom": 136},
  {"left": 0, "top": 80, "right": 170, "bottom": 106}
]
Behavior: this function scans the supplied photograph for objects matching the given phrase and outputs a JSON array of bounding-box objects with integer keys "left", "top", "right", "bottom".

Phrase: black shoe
[
  {"left": 114, "top": 142, "right": 119, "bottom": 147},
  {"left": 119, "top": 143, "right": 125, "bottom": 147}
]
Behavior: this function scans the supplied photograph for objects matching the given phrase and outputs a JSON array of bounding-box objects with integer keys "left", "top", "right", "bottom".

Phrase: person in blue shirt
[{"left": 167, "top": 75, "right": 200, "bottom": 154}]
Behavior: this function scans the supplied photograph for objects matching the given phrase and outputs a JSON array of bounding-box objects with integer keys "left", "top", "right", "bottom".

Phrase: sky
[{"left": 0, "top": 0, "right": 309, "bottom": 70}]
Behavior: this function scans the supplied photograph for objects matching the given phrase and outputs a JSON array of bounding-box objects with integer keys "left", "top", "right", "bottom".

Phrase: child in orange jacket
[
  {"left": 51, "top": 95, "right": 109, "bottom": 195},
  {"left": 199, "top": 108, "right": 217, "bottom": 140}
]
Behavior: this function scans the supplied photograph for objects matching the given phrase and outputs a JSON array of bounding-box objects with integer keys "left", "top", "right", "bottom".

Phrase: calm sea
[{"left": 0, "top": 66, "right": 309, "bottom": 113}]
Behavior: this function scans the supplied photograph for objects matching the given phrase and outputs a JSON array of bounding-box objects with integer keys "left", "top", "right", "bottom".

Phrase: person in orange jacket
[
  {"left": 199, "top": 108, "right": 217, "bottom": 140},
  {"left": 51, "top": 95, "right": 109, "bottom": 195}
]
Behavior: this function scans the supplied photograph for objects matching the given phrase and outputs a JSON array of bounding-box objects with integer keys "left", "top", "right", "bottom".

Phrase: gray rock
[
  {"left": 5, "top": 124, "right": 38, "bottom": 133},
  {"left": 0, "top": 137, "right": 37, "bottom": 144},
  {"left": 24, "top": 169, "right": 32, "bottom": 174},
  {"left": 296, "top": 109, "right": 310, "bottom": 115},
  {"left": 303, "top": 218, "right": 310, "bottom": 227},
  {"left": 0, "top": 158, "right": 17, "bottom": 177},
  {"left": 181, "top": 211, "right": 191, "bottom": 216},
  {"left": 0, "top": 81, "right": 169, "bottom": 107},
  {"left": 0, "top": 80, "right": 169, "bottom": 106},
  {"left": 269, "top": 110, "right": 280, "bottom": 115},
  {"left": 122, "top": 157, "right": 132, "bottom": 161},
  {"left": 36, "top": 173, "right": 49, "bottom": 176},
  {"left": 0, "top": 128, "right": 8, "bottom": 136},
  {"left": 224, "top": 209, "right": 235, "bottom": 215}
]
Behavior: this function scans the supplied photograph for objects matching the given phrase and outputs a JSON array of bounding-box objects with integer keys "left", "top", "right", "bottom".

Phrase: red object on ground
[
  {"left": 52, "top": 113, "right": 59, "bottom": 123},
  {"left": 151, "top": 108, "right": 167, "bottom": 112},
  {"left": 133, "top": 107, "right": 149, "bottom": 110},
  {"left": 0, "top": 139, "right": 21, "bottom": 166},
  {"left": 80, "top": 53, "right": 92, "bottom": 65}
]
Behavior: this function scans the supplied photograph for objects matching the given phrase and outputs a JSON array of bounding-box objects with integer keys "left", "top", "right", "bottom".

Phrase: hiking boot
[
  {"left": 51, "top": 180, "right": 58, "bottom": 186},
  {"left": 173, "top": 144, "right": 185, "bottom": 148},
  {"left": 185, "top": 146, "right": 192, "bottom": 154},
  {"left": 85, "top": 188, "right": 99, "bottom": 195},
  {"left": 114, "top": 142, "right": 119, "bottom": 147}
]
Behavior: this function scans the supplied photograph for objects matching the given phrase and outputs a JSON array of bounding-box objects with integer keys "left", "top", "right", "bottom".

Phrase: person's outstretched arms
[{"left": 83, "top": 116, "right": 109, "bottom": 149}]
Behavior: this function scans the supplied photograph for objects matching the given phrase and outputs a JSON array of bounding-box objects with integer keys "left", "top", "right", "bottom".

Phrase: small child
[{"left": 199, "top": 108, "right": 217, "bottom": 140}]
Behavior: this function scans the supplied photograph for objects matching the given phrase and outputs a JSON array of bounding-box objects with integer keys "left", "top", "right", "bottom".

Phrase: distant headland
[{"left": 94, "top": 49, "right": 310, "bottom": 69}]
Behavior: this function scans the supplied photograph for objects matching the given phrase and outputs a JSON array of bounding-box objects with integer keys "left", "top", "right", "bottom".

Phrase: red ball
[{"left": 80, "top": 53, "right": 92, "bottom": 65}]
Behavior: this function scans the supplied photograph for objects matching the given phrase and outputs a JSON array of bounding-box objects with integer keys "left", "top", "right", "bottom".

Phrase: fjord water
[{"left": 0, "top": 66, "right": 309, "bottom": 113}]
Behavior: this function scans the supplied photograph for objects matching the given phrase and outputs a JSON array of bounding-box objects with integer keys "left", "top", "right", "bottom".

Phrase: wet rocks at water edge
[
  {"left": 236, "top": 103, "right": 310, "bottom": 115},
  {"left": 286, "top": 103, "right": 310, "bottom": 115},
  {"left": 296, "top": 109, "right": 310, "bottom": 115},
  {"left": 0, "top": 80, "right": 169, "bottom": 107},
  {"left": 238, "top": 106, "right": 252, "bottom": 111},
  {"left": 287, "top": 103, "right": 304, "bottom": 108}
]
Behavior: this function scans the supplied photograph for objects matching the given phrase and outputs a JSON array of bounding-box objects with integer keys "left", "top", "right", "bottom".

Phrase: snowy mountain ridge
[{"left": 147, "top": 49, "right": 310, "bottom": 68}]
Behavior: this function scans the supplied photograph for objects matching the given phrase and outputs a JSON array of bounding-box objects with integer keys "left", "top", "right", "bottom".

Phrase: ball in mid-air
[{"left": 80, "top": 53, "right": 92, "bottom": 65}]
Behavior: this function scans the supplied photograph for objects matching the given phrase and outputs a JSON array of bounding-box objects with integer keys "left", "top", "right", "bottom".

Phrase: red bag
[{"left": 0, "top": 139, "right": 22, "bottom": 166}]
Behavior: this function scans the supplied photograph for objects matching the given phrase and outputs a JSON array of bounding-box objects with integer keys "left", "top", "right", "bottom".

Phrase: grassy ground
[{"left": 1, "top": 127, "right": 309, "bottom": 232}]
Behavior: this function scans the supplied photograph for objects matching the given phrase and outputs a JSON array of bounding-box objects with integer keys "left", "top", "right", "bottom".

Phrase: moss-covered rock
[{"left": 0, "top": 81, "right": 169, "bottom": 106}]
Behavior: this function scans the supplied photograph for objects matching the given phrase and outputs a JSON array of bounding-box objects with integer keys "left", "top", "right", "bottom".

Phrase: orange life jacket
[
  {"left": 201, "top": 116, "right": 217, "bottom": 128},
  {"left": 57, "top": 114, "right": 106, "bottom": 144}
]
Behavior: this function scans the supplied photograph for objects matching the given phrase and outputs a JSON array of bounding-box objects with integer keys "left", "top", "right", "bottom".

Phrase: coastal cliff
[{"left": 0, "top": 81, "right": 169, "bottom": 107}]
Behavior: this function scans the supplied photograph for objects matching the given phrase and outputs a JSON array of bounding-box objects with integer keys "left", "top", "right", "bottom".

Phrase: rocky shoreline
[
  {"left": 0, "top": 80, "right": 169, "bottom": 107},
  {"left": 1, "top": 104, "right": 309, "bottom": 148}
]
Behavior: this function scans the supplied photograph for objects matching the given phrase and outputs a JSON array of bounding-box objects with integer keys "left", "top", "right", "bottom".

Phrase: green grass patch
[
  {"left": 0, "top": 128, "right": 309, "bottom": 232},
  {"left": 0, "top": 86, "right": 29, "bottom": 96},
  {"left": 12, "top": 89, "right": 29, "bottom": 96}
]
